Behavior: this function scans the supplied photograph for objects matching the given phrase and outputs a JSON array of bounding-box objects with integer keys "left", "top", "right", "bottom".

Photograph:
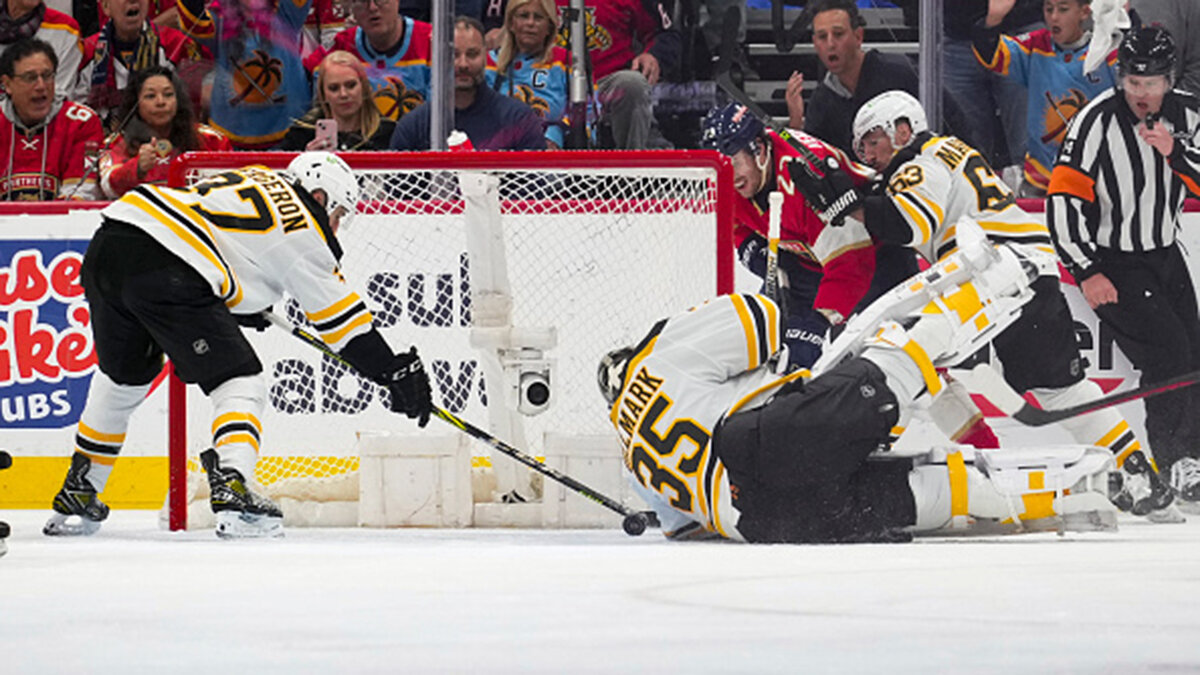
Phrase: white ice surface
[{"left": 3, "top": 509, "right": 1200, "bottom": 674}]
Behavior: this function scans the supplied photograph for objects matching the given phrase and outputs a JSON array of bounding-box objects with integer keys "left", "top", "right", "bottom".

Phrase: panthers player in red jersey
[
  {"left": 43, "top": 152, "right": 433, "bottom": 539},
  {"left": 700, "top": 102, "right": 911, "bottom": 369},
  {"left": 0, "top": 38, "right": 103, "bottom": 200}
]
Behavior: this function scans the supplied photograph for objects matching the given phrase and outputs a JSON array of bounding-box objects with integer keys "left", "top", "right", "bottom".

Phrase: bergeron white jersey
[
  {"left": 100, "top": 166, "right": 374, "bottom": 351},
  {"left": 608, "top": 294, "right": 794, "bottom": 541},
  {"left": 888, "top": 135, "right": 1056, "bottom": 263}
]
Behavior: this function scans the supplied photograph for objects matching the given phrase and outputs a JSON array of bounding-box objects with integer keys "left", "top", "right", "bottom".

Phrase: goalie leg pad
[
  {"left": 815, "top": 219, "right": 1041, "bottom": 376},
  {"left": 910, "top": 446, "right": 1117, "bottom": 535}
]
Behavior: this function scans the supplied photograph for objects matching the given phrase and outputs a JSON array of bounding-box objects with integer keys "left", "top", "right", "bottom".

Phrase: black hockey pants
[{"left": 713, "top": 358, "right": 915, "bottom": 543}]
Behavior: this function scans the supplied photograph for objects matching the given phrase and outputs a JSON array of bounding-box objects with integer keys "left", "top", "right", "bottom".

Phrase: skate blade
[
  {"left": 214, "top": 511, "right": 284, "bottom": 539},
  {"left": 42, "top": 512, "right": 102, "bottom": 536},
  {"left": 1058, "top": 510, "right": 1119, "bottom": 533},
  {"left": 1173, "top": 498, "right": 1200, "bottom": 516},
  {"left": 1144, "top": 503, "right": 1187, "bottom": 524}
]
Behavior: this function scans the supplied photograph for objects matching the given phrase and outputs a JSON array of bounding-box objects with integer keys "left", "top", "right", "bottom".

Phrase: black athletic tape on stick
[
  {"left": 1011, "top": 368, "right": 1200, "bottom": 426},
  {"left": 261, "top": 312, "right": 658, "bottom": 536}
]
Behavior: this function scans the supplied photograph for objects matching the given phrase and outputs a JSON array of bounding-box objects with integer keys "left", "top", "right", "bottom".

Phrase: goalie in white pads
[
  {"left": 44, "top": 152, "right": 434, "bottom": 539},
  {"left": 788, "top": 89, "right": 1175, "bottom": 520},
  {"left": 599, "top": 231, "right": 1115, "bottom": 542}
]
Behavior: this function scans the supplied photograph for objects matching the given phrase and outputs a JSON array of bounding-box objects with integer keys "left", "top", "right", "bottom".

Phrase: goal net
[{"left": 164, "top": 151, "right": 735, "bottom": 529}]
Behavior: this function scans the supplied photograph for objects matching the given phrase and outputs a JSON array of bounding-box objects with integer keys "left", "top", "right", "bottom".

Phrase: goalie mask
[
  {"left": 701, "top": 102, "right": 767, "bottom": 158},
  {"left": 597, "top": 346, "right": 635, "bottom": 406},
  {"left": 285, "top": 151, "right": 360, "bottom": 230},
  {"left": 852, "top": 90, "right": 929, "bottom": 163}
]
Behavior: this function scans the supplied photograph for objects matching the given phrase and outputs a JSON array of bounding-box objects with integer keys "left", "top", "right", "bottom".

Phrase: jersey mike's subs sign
[{"left": 0, "top": 238, "right": 95, "bottom": 428}]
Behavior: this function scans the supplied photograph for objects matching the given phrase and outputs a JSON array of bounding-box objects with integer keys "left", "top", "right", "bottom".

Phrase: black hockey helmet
[
  {"left": 700, "top": 102, "right": 767, "bottom": 157},
  {"left": 597, "top": 346, "right": 635, "bottom": 406},
  {"left": 1118, "top": 26, "right": 1177, "bottom": 79}
]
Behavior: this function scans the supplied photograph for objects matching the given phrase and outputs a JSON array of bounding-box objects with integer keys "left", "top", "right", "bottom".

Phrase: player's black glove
[
  {"left": 788, "top": 155, "right": 863, "bottom": 227},
  {"left": 234, "top": 309, "right": 272, "bottom": 332},
  {"left": 737, "top": 233, "right": 769, "bottom": 277},
  {"left": 382, "top": 347, "right": 433, "bottom": 427},
  {"left": 783, "top": 311, "right": 830, "bottom": 370}
]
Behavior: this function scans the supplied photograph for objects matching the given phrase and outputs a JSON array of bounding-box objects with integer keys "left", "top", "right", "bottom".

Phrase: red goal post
[{"left": 164, "top": 150, "right": 736, "bottom": 530}]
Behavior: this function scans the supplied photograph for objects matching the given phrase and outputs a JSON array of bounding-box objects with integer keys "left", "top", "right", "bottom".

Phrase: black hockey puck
[
  {"left": 0, "top": 451, "right": 11, "bottom": 470},
  {"left": 0, "top": 521, "right": 10, "bottom": 538},
  {"left": 622, "top": 513, "right": 647, "bottom": 536}
]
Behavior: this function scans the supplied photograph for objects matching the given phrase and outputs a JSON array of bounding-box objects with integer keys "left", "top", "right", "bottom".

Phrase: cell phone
[{"left": 315, "top": 119, "right": 337, "bottom": 149}]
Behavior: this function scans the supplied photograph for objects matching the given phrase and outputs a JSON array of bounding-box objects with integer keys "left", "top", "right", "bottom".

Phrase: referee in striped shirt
[{"left": 1048, "top": 26, "right": 1200, "bottom": 509}]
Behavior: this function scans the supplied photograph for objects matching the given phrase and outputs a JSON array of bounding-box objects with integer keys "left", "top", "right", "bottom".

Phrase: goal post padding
[{"left": 165, "top": 150, "right": 736, "bottom": 529}]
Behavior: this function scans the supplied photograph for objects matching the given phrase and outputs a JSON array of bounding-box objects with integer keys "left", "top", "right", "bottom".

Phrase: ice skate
[
  {"left": 1109, "top": 461, "right": 1184, "bottom": 523},
  {"left": 1169, "top": 457, "right": 1200, "bottom": 514},
  {"left": 43, "top": 454, "right": 110, "bottom": 536},
  {"left": 200, "top": 449, "right": 283, "bottom": 539}
]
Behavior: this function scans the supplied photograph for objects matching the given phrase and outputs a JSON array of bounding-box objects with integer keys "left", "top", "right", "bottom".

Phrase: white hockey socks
[
  {"left": 208, "top": 375, "right": 266, "bottom": 482},
  {"left": 73, "top": 371, "right": 151, "bottom": 492},
  {"left": 1028, "top": 380, "right": 1149, "bottom": 470}
]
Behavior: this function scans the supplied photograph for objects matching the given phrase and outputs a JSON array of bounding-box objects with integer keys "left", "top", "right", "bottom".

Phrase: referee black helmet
[{"left": 1118, "top": 26, "right": 1177, "bottom": 79}]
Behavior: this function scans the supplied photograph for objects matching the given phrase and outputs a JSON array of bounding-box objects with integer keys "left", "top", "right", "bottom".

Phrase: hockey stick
[
  {"left": 765, "top": 191, "right": 783, "bottom": 303},
  {"left": 262, "top": 312, "right": 658, "bottom": 536},
  {"left": 955, "top": 362, "right": 1200, "bottom": 427}
]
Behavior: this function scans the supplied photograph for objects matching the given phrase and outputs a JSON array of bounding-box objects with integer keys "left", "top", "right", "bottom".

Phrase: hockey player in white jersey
[
  {"left": 599, "top": 229, "right": 1116, "bottom": 542},
  {"left": 44, "top": 152, "right": 433, "bottom": 539},
  {"left": 787, "top": 89, "right": 1174, "bottom": 520}
]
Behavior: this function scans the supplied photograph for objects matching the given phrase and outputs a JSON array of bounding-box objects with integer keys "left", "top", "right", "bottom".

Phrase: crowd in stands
[{"left": 0, "top": 0, "right": 1198, "bottom": 201}]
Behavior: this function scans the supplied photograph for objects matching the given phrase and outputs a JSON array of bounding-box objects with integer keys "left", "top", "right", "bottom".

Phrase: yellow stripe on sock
[
  {"left": 78, "top": 422, "right": 125, "bottom": 444},
  {"left": 211, "top": 412, "right": 262, "bottom": 434}
]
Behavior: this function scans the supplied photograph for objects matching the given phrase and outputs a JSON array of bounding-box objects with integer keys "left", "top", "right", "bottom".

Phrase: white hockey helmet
[
  {"left": 285, "top": 151, "right": 359, "bottom": 229},
  {"left": 852, "top": 90, "right": 929, "bottom": 162}
]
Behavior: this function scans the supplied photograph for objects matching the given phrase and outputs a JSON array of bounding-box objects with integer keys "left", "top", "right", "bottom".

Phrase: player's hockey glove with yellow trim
[
  {"left": 381, "top": 347, "right": 433, "bottom": 427},
  {"left": 788, "top": 155, "right": 863, "bottom": 227}
]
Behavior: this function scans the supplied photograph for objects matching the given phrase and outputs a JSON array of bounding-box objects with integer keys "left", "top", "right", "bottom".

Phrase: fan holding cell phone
[
  {"left": 279, "top": 51, "right": 397, "bottom": 152},
  {"left": 313, "top": 119, "right": 338, "bottom": 151}
]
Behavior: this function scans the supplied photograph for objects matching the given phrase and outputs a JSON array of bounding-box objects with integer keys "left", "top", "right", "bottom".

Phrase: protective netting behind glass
[{"left": 168, "top": 152, "right": 732, "bottom": 517}]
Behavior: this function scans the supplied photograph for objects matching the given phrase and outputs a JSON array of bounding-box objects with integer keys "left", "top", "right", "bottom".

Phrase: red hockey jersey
[
  {"left": 0, "top": 99, "right": 104, "bottom": 201},
  {"left": 732, "top": 130, "right": 878, "bottom": 321},
  {"left": 554, "top": 0, "right": 675, "bottom": 80}
]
